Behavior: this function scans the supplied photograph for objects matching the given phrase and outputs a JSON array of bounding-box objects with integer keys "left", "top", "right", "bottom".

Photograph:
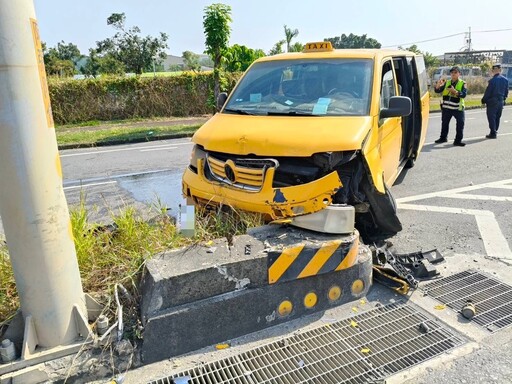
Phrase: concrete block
[
  {"left": 141, "top": 245, "right": 372, "bottom": 364},
  {"left": 140, "top": 236, "right": 268, "bottom": 323}
]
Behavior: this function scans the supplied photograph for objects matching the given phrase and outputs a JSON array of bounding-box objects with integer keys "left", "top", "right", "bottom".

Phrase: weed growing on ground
[{"left": 0, "top": 199, "right": 264, "bottom": 338}]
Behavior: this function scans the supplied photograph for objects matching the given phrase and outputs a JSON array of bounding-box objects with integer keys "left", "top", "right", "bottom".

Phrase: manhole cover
[
  {"left": 149, "top": 303, "right": 464, "bottom": 384},
  {"left": 423, "top": 270, "right": 512, "bottom": 332}
]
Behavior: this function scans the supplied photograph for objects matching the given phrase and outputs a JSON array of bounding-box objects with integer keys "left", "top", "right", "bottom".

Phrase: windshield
[{"left": 223, "top": 58, "right": 373, "bottom": 116}]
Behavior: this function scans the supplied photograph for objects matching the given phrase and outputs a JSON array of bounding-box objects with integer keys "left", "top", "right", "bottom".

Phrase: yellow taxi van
[{"left": 182, "top": 42, "right": 429, "bottom": 241}]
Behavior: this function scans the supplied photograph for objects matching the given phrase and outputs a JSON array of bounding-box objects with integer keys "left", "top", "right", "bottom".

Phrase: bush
[
  {"left": 430, "top": 77, "right": 489, "bottom": 98},
  {"left": 49, "top": 71, "right": 242, "bottom": 125},
  {"left": 465, "top": 77, "right": 489, "bottom": 94}
]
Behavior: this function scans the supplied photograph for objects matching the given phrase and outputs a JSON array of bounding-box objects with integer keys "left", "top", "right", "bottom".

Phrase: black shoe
[
  {"left": 486, "top": 134, "right": 497, "bottom": 139},
  {"left": 453, "top": 141, "right": 466, "bottom": 147},
  {"left": 435, "top": 137, "right": 448, "bottom": 143}
]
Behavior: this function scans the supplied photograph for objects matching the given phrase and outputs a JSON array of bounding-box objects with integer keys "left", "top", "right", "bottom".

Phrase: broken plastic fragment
[
  {"left": 352, "top": 307, "right": 359, "bottom": 312},
  {"left": 350, "top": 320, "right": 358, "bottom": 328},
  {"left": 360, "top": 299, "right": 366, "bottom": 305},
  {"left": 434, "top": 304, "right": 446, "bottom": 310},
  {"left": 173, "top": 377, "right": 192, "bottom": 384},
  {"left": 360, "top": 348, "right": 371, "bottom": 354},
  {"left": 215, "top": 343, "right": 230, "bottom": 350},
  {"left": 297, "top": 360, "right": 305, "bottom": 367},
  {"left": 206, "top": 240, "right": 214, "bottom": 246}
]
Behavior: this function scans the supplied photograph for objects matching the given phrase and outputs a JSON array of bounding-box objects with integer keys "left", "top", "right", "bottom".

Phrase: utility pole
[
  {"left": 0, "top": 0, "right": 89, "bottom": 352},
  {"left": 467, "top": 26, "right": 472, "bottom": 52}
]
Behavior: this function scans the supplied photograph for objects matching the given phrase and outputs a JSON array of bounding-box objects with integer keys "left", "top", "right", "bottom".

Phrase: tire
[{"left": 405, "top": 157, "right": 415, "bottom": 169}]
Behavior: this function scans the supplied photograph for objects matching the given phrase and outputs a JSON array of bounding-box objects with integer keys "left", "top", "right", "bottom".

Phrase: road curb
[{"left": 57, "top": 132, "right": 195, "bottom": 150}]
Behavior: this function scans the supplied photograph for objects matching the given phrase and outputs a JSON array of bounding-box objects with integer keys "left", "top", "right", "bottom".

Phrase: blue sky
[{"left": 34, "top": 0, "right": 512, "bottom": 57}]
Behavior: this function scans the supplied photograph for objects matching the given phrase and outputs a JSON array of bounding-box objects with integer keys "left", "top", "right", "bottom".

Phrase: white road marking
[
  {"left": 396, "top": 178, "right": 512, "bottom": 203},
  {"left": 397, "top": 203, "right": 512, "bottom": 258},
  {"left": 397, "top": 179, "right": 512, "bottom": 259},
  {"left": 140, "top": 146, "right": 178, "bottom": 152},
  {"left": 63, "top": 181, "right": 117, "bottom": 190},
  {"left": 442, "top": 194, "right": 512, "bottom": 202},
  {"left": 60, "top": 141, "right": 192, "bottom": 157}
]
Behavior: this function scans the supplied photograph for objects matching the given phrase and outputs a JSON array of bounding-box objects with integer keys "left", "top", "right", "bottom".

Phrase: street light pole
[{"left": 0, "top": 0, "right": 88, "bottom": 351}]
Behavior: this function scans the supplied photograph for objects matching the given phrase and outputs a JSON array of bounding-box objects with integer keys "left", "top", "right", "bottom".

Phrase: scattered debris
[
  {"left": 434, "top": 304, "right": 446, "bottom": 310},
  {"left": 461, "top": 300, "right": 476, "bottom": 320},
  {"left": 360, "top": 347, "right": 371, "bottom": 354},
  {"left": 215, "top": 343, "right": 230, "bottom": 350},
  {"left": 419, "top": 322, "right": 430, "bottom": 334}
]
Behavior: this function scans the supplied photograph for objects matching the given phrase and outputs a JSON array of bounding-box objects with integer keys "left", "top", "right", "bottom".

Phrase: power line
[
  {"left": 473, "top": 27, "right": 512, "bottom": 33},
  {"left": 383, "top": 27, "right": 512, "bottom": 48},
  {"left": 383, "top": 32, "right": 465, "bottom": 48}
]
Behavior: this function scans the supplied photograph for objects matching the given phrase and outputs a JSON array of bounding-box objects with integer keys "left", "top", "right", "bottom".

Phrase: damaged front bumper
[{"left": 182, "top": 158, "right": 343, "bottom": 220}]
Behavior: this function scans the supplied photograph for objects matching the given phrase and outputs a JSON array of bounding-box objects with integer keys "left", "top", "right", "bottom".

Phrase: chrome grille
[
  {"left": 148, "top": 303, "right": 465, "bottom": 384},
  {"left": 423, "top": 270, "right": 512, "bottom": 332},
  {"left": 206, "top": 155, "right": 278, "bottom": 191}
]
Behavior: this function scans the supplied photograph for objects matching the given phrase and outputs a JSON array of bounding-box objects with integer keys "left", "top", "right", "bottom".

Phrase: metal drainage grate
[
  {"left": 423, "top": 269, "right": 512, "bottom": 332},
  {"left": 148, "top": 303, "right": 464, "bottom": 384}
]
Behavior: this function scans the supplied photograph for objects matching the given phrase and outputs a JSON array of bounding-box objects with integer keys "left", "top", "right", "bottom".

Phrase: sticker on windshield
[
  {"left": 285, "top": 100, "right": 294, "bottom": 105},
  {"left": 312, "top": 97, "right": 331, "bottom": 115},
  {"left": 250, "top": 93, "right": 262, "bottom": 102}
]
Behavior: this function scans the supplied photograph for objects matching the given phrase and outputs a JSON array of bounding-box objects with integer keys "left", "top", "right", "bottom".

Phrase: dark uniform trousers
[
  {"left": 486, "top": 99, "right": 504, "bottom": 135},
  {"left": 440, "top": 108, "right": 465, "bottom": 143}
]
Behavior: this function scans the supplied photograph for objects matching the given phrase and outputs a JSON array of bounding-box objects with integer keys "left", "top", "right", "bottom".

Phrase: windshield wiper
[
  {"left": 267, "top": 111, "right": 319, "bottom": 116},
  {"left": 223, "top": 108, "right": 255, "bottom": 115}
]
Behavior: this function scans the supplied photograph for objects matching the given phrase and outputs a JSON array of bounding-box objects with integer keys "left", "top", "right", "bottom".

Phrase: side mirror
[
  {"left": 380, "top": 96, "right": 412, "bottom": 119},
  {"left": 217, "top": 92, "right": 228, "bottom": 111}
]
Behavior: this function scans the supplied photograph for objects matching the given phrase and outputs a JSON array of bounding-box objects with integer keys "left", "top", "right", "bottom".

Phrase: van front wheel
[{"left": 405, "top": 157, "right": 415, "bottom": 169}]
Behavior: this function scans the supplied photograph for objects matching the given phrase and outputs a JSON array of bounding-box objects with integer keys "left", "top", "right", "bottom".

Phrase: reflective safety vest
[{"left": 441, "top": 80, "right": 465, "bottom": 111}]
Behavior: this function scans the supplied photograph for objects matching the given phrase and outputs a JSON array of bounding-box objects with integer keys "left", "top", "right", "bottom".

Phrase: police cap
[
  {"left": 492, "top": 63, "right": 501, "bottom": 69},
  {"left": 449, "top": 66, "right": 460, "bottom": 73}
]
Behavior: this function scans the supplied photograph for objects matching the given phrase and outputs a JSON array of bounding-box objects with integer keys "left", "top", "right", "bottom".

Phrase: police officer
[
  {"left": 482, "top": 63, "right": 509, "bottom": 139},
  {"left": 434, "top": 66, "right": 468, "bottom": 146}
]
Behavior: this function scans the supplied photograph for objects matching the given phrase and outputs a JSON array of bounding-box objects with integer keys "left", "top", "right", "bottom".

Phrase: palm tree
[{"left": 284, "top": 25, "right": 299, "bottom": 53}]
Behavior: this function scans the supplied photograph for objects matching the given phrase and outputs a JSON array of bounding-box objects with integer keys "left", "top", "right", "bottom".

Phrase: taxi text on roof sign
[{"left": 304, "top": 42, "right": 333, "bottom": 52}]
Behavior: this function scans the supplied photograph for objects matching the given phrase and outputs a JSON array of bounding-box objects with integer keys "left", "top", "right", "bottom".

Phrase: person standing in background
[
  {"left": 434, "top": 66, "right": 468, "bottom": 147},
  {"left": 482, "top": 63, "right": 509, "bottom": 139}
]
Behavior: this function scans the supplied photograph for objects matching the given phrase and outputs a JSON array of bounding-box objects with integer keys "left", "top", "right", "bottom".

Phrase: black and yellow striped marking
[{"left": 268, "top": 237, "right": 359, "bottom": 284}]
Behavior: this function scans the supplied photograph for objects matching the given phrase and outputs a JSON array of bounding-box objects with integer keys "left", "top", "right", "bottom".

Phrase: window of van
[{"left": 224, "top": 59, "right": 373, "bottom": 116}]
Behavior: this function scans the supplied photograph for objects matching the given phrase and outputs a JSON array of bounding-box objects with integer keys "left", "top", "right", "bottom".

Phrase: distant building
[
  {"left": 440, "top": 49, "right": 512, "bottom": 65},
  {"left": 161, "top": 54, "right": 213, "bottom": 72}
]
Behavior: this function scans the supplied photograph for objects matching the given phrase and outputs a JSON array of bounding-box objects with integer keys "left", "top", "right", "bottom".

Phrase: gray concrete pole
[{"left": 0, "top": 1, "right": 87, "bottom": 347}]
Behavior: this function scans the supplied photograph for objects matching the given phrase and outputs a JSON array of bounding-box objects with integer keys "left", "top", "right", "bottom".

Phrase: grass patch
[
  {"left": 0, "top": 199, "right": 264, "bottom": 339},
  {"left": 55, "top": 124, "right": 201, "bottom": 147}
]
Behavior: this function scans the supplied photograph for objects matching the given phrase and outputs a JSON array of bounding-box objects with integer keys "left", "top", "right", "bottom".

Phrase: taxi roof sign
[{"left": 304, "top": 42, "right": 333, "bottom": 52}]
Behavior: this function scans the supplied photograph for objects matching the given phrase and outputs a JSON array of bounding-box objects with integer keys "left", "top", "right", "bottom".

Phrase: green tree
[
  {"left": 199, "top": 56, "right": 214, "bottom": 68},
  {"left": 423, "top": 52, "right": 439, "bottom": 69},
  {"left": 325, "top": 33, "right": 381, "bottom": 49},
  {"left": 203, "top": 3, "right": 232, "bottom": 99},
  {"left": 223, "top": 44, "right": 265, "bottom": 72},
  {"left": 96, "top": 13, "right": 169, "bottom": 75},
  {"left": 268, "top": 40, "right": 286, "bottom": 56},
  {"left": 81, "top": 49, "right": 126, "bottom": 77},
  {"left": 399, "top": 45, "right": 439, "bottom": 68},
  {"left": 284, "top": 25, "right": 299, "bottom": 53},
  {"left": 43, "top": 40, "right": 82, "bottom": 77},
  {"left": 288, "top": 42, "right": 304, "bottom": 52},
  {"left": 183, "top": 51, "right": 201, "bottom": 72}
]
